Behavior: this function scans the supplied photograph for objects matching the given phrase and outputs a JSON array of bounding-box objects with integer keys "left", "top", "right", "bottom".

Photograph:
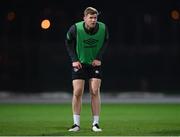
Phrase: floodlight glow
[{"left": 41, "top": 19, "right": 51, "bottom": 29}]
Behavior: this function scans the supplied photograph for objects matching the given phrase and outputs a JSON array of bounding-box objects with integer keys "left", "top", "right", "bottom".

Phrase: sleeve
[
  {"left": 65, "top": 25, "right": 79, "bottom": 62},
  {"left": 95, "top": 25, "right": 109, "bottom": 61}
]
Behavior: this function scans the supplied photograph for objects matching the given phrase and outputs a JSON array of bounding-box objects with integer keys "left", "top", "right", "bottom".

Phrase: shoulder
[
  {"left": 98, "top": 21, "right": 108, "bottom": 27},
  {"left": 68, "top": 24, "right": 76, "bottom": 34},
  {"left": 98, "top": 22, "right": 109, "bottom": 38},
  {"left": 75, "top": 21, "right": 84, "bottom": 30},
  {"left": 97, "top": 21, "right": 105, "bottom": 28},
  {"left": 68, "top": 21, "right": 84, "bottom": 33},
  {"left": 66, "top": 24, "right": 77, "bottom": 40},
  {"left": 98, "top": 21, "right": 105, "bottom": 25},
  {"left": 98, "top": 21, "right": 108, "bottom": 31},
  {"left": 75, "top": 21, "right": 84, "bottom": 26}
]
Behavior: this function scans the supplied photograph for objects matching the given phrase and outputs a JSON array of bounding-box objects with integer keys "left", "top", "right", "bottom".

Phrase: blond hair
[{"left": 84, "top": 7, "right": 99, "bottom": 16}]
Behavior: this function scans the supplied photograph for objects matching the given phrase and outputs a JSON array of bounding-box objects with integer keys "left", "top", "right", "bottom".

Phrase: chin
[{"left": 90, "top": 25, "right": 96, "bottom": 28}]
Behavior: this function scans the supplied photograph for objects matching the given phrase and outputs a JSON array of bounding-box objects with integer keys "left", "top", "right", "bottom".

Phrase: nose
[{"left": 92, "top": 18, "right": 96, "bottom": 22}]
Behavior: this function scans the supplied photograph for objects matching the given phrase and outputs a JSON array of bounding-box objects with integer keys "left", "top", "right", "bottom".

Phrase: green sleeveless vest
[{"left": 75, "top": 21, "right": 105, "bottom": 64}]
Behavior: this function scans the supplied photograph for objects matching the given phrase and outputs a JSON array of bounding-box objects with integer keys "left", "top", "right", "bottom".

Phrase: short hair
[{"left": 84, "top": 7, "right": 99, "bottom": 16}]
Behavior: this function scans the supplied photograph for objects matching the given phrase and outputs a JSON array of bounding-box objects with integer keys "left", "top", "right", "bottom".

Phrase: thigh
[{"left": 72, "top": 79, "right": 85, "bottom": 95}]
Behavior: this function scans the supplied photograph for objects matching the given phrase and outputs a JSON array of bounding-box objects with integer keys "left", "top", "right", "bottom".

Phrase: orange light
[
  {"left": 41, "top": 19, "right": 51, "bottom": 29},
  {"left": 7, "top": 11, "right": 16, "bottom": 21},
  {"left": 170, "top": 10, "right": 180, "bottom": 21}
]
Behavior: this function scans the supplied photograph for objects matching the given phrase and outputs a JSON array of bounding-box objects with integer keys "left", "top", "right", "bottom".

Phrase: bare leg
[
  {"left": 89, "top": 78, "right": 101, "bottom": 117},
  {"left": 89, "top": 78, "right": 103, "bottom": 132},
  {"left": 72, "top": 79, "right": 85, "bottom": 115},
  {"left": 68, "top": 79, "right": 84, "bottom": 131}
]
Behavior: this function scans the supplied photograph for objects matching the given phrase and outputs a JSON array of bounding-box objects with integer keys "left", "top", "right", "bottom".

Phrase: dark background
[{"left": 0, "top": 0, "right": 180, "bottom": 93}]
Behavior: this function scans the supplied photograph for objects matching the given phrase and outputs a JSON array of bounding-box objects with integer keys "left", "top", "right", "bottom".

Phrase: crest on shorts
[
  {"left": 73, "top": 68, "right": 79, "bottom": 72},
  {"left": 95, "top": 70, "right": 99, "bottom": 74}
]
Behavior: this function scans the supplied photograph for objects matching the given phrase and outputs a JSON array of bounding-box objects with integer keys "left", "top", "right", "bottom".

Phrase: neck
[{"left": 85, "top": 23, "right": 91, "bottom": 30}]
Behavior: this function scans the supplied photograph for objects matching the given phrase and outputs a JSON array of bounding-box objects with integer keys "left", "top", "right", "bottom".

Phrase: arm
[
  {"left": 96, "top": 25, "right": 109, "bottom": 61},
  {"left": 65, "top": 25, "right": 82, "bottom": 69},
  {"left": 92, "top": 25, "right": 109, "bottom": 66},
  {"left": 65, "top": 25, "right": 78, "bottom": 62}
]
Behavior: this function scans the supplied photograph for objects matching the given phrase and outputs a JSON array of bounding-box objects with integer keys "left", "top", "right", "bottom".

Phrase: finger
[
  {"left": 79, "top": 63, "right": 82, "bottom": 68},
  {"left": 77, "top": 63, "right": 82, "bottom": 69},
  {"left": 77, "top": 64, "right": 80, "bottom": 69},
  {"left": 92, "top": 62, "right": 94, "bottom": 66}
]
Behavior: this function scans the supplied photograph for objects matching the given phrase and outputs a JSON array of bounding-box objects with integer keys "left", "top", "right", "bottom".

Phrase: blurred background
[{"left": 0, "top": 0, "right": 180, "bottom": 98}]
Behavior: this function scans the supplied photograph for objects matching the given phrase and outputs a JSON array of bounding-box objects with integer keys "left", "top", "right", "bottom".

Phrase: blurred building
[{"left": 0, "top": 0, "right": 180, "bottom": 93}]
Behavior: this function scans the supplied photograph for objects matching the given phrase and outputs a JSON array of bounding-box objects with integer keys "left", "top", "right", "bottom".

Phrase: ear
[{"left": 83, "top": 16, "right": 86, "bottom": 21}]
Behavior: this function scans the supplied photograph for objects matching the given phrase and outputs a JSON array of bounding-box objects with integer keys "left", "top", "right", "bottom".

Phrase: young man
[{"left": 66, "top": 7, "right": 109, "bottom": 132}]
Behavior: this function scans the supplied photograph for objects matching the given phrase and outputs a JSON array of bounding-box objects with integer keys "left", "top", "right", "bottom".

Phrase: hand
[
  {"left": 92, "top": 60, "right": 101, "bottom": 67},
  {"left": 72, "top": 61, "right": 82, "bottom": 69}
]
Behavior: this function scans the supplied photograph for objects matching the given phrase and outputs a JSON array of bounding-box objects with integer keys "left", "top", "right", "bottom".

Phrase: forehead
[{"left": 85, "top": 14, "right": 97, "bottom": 18}]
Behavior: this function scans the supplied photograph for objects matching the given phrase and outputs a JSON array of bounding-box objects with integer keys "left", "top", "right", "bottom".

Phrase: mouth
[{"left": 91, "top": 23, "right": 96, "bottom": 26}]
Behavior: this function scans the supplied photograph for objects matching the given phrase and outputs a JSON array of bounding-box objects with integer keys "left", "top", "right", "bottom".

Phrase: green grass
[{"left": 0, "top": 103, "right": 180, "bottom": 136}]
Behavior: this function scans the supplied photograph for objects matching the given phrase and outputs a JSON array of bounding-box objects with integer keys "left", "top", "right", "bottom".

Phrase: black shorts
[{"left": 72, "top": 64, "right": 102, "bottom": 80}]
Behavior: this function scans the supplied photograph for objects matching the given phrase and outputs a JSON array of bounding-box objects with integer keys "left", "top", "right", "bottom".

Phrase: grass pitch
[{"left": 0, "top": 103, "right": 180, "bottom": 136}]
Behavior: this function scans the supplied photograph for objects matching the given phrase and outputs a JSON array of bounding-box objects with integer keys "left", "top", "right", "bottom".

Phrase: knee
[
  {"left": 90, "top": 88, "right": 99, "bottom": 97},
  {"left": 73, "top": 88, "right": 83, "bottom": 98}
]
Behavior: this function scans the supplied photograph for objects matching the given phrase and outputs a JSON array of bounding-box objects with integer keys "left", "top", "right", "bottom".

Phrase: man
[{"left": 66, "top": 7, "right": 109, "bottom": 132}]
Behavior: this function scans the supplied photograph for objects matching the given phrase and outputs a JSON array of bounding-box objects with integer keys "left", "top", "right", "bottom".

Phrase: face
[{"left": 84, "top": 14, "right": 97, "bottom": 29}]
